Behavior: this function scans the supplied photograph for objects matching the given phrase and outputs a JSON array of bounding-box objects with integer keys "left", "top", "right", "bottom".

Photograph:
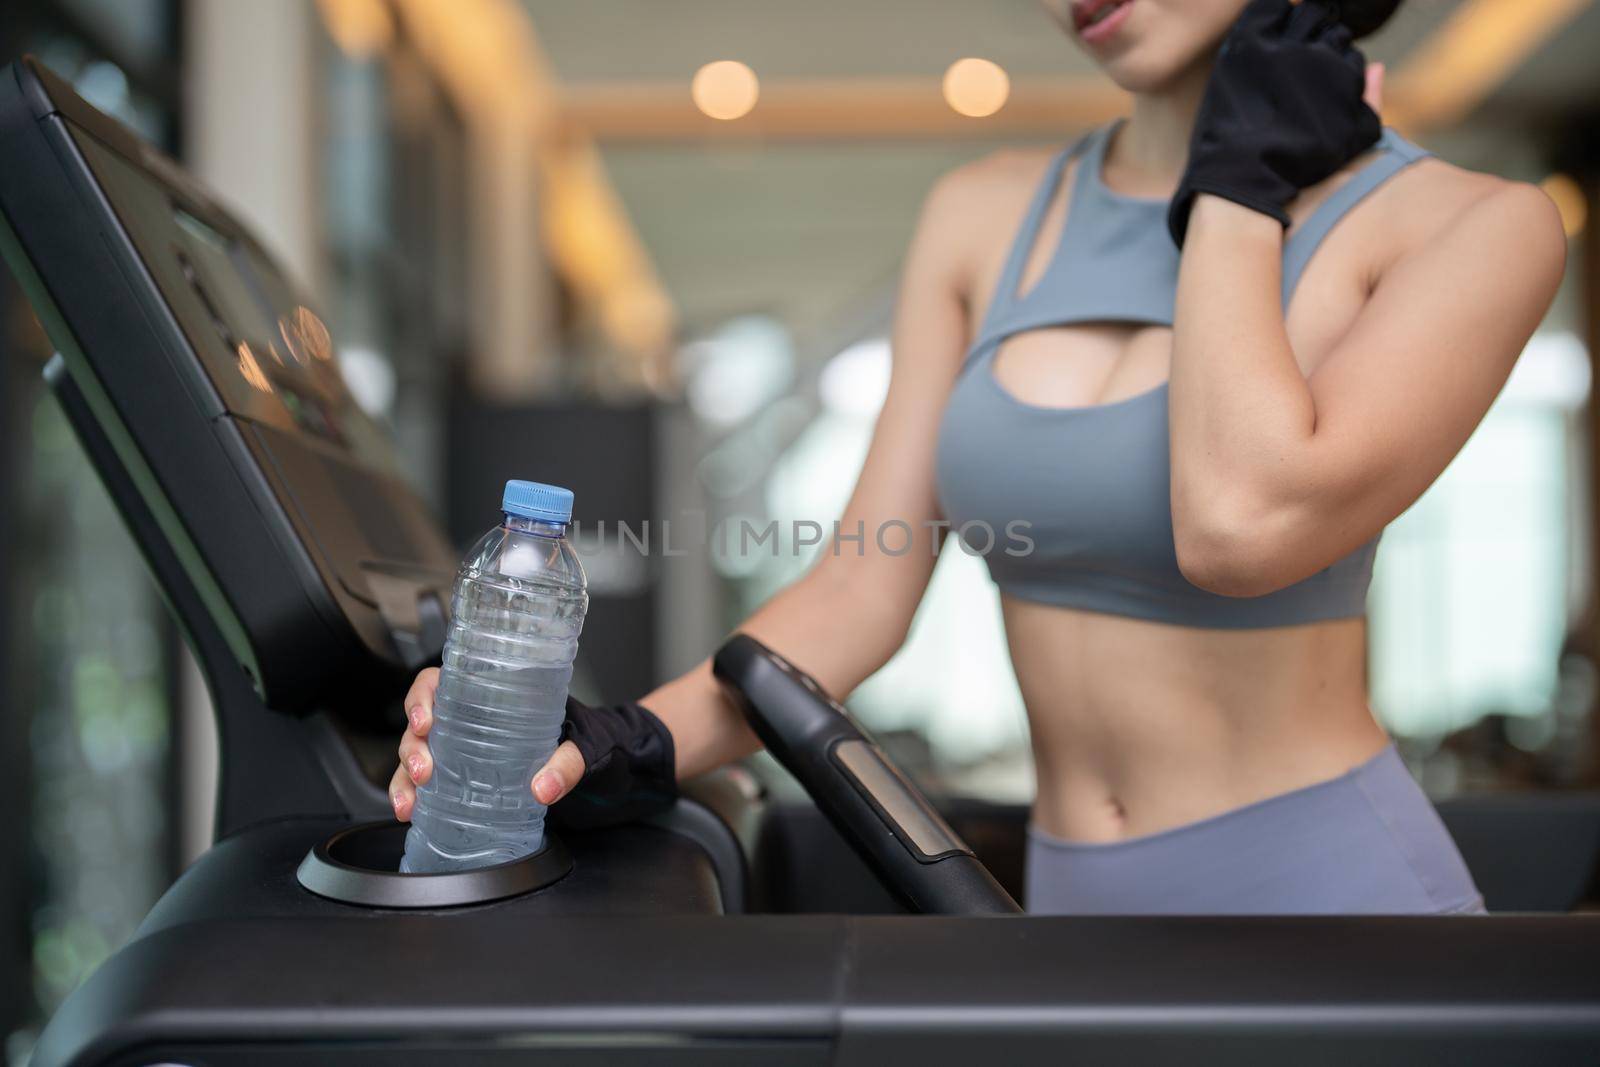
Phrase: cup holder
[{"left": 296, "top": 821, "right": 572, "bottom": 908}]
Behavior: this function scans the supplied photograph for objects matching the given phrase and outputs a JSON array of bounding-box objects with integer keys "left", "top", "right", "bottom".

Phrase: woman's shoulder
[
  {"left": 936, "top": 146, "right": 1062, "bottom": 196},
  {"left": 920, "top": 147, "right": 1060, "bottom": 230},
  {"left": 911, "top": 146, "right": 1068, "bottom": 291},
  {"left": 1369, "top": 147, "right": 1565, "bottom": 271}
]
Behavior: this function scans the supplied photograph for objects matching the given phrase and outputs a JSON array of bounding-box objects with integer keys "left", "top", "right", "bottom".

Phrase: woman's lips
[{"left": 1076, "top": 0, "right": 1134, "bottom": 45}]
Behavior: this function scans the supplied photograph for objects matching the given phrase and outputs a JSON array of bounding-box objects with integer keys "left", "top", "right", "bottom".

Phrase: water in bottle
[{"left": 401, "top": 479, "right": 587, "bottom": 873}]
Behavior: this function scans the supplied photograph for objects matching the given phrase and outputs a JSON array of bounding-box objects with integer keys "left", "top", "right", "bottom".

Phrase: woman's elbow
[{"left": 1172, "top": 496, "right": 1293, "bottom": 598}]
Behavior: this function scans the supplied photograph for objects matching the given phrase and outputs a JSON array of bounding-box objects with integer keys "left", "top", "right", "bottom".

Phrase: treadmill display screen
[
  {"left": 67, "top": 123, "right": 398, "bottom": 476},
  {"left": 50, "top": 116, "right": 456, "bottom": 632},
  {"left": 0, "top": 57, "right": 459, "bottom": 707},
  {"left": 170, "top": 206, "right": 344, "bottom": 439}
]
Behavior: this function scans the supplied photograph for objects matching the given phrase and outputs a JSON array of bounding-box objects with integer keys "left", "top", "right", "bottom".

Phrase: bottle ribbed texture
[{"left": 401, "top": 502, "right": 587, "bottom": 873}]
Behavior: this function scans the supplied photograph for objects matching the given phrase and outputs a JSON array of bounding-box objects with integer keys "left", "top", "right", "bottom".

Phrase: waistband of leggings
[{"left": 1027, "top": 741, "right": 1404, "bottom": 854}]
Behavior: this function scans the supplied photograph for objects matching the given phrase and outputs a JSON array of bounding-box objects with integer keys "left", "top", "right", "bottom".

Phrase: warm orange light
[
  {"left": 601, "top": 286, "right": 675, "bottom": 357},
  {"left": 316, "top": 0, "right": 395, "bottom": 61},
  {"left": 691, "top": 61, "right": 759, "bottom": 121},
  {"left": 942, "top": 58, "right": 1010, "bottom": 119},
  {"left": 1541, "top": 173, "right": 1588, "bottom": 240},
  {"left": 275, "top": 323, "right": 303, "bottom": 366},
  {"left": 1385, "top": 0, "right": 1589, "bottom": 133},
  {"left": 280, "top": 306, "right": 334, "bottom": 364},
  {"left": 236, "top": 342, "right": 274, "bottom": 394},
  {"left": 542, "top": 148, "right": 675, "bottom": 356}
]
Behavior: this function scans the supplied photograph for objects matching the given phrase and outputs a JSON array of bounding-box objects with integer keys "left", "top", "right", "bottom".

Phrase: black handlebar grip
[{"left": 712, "top": 634, "right": 1021, "bottom": 915}]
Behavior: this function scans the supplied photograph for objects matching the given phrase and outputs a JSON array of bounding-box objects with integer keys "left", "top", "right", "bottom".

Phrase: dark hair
[{"left": 1338, "top": 0, "right": 1404, "bottom": 40}]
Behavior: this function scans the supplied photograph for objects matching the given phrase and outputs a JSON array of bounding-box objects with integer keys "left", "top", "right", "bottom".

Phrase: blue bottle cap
[{"left": 501, "top": 480, "right": 574, "bottom": 524}]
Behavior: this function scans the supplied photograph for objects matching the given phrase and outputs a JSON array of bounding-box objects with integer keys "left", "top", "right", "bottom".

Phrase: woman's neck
[{"left": 1109, "top": 58, "right": 1214, "bottom": 197}]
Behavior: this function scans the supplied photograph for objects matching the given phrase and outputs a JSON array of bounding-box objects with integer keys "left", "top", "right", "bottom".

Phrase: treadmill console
[
  {"left": 713, "top": 634, "right": 1020, "bottom": 914},
  {"left": 0, "top": 57, "right": 456, "bottom": 715},
  {"left": 7, "top": 57, "right": 1600, "bottom": 1067}
]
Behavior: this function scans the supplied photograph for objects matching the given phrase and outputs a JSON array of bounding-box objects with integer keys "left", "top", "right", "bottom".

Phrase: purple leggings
[{"left": 1026, "top": 744, "right": 1486, "bottom": 915}]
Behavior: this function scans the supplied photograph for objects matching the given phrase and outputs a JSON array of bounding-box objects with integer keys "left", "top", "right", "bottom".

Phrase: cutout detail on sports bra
[
  {"left": 989, "top": 321, "right": 1172, "bottom": 413},
  {"left": 1008, "top": 149, "right": 1078, "bottom": 306},
  {"left": 931, "top": 121, "right": 1434, "bottom": 629},
  {"left": 980, "top": 122, "right": 1430, "bottom": 415},
  {"left": 988, "top": 123, "right": 1179, "bottom": 412}
]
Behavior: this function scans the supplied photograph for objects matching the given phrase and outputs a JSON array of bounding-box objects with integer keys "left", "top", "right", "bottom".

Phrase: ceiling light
[
  {"left": 943, "top": 58, "right": 1009, "bottom": 119},
  {"left": 692, "top": 60, "right": 759, "bottom": 121}
]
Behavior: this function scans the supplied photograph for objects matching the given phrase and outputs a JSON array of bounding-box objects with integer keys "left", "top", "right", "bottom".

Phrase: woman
[{"left": 392, "top": 0, "right": 1566, "bottom": 913}]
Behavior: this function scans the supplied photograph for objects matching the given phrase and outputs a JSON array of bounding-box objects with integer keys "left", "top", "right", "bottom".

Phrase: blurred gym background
[{"left": 1, "top": 0, "right": 1597, "bottom": 1058}]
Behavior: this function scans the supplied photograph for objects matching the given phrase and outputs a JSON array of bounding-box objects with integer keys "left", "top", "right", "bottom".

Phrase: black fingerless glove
[
  {"left": 1167, "top": 0, "right": 1380, "bottom": 247},
  {"left": 548, "top": 696, "right": 678, "bottom": 831}
]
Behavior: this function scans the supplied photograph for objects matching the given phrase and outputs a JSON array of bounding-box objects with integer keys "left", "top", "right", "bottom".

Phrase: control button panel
[{"left": 830, "top": 739, "right": 970, "bottom": 862}]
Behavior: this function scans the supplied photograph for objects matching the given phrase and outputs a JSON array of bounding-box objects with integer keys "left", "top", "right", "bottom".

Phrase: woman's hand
[
  {"left": 1168, "top": 0, "right": 1380, "bottom": 245},
  {"left": 389, "top": 667, "right": 592, "bottom": 820},
  {"left": 389, "top": 667, "right": 439, "bottom": 821},
  {"left": 542, "top": 697, "right": 677, "bottom": 830},
  {"left": 1364, "top": 60, "right": 1384, "bottom": 114},
  {"left": 388, "top": 666, "right": 677, "bottom": 829}
]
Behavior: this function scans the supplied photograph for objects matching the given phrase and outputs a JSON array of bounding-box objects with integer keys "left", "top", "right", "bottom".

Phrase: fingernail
[
  {"left": 407, "top": 754, "right": 424, "bottom": 780},
  {"left": 392, "top": 791, "right": 407, "bottom": 815},
  {"left": 533, "top": 774, "right": 558, "bottom": 804},
  {"left": 407, "top": 706, "right": 423, "bottom": 730}
]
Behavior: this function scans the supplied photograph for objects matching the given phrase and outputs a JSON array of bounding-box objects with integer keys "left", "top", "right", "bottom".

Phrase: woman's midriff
[{"left": 1002, "top": 594, "right": 1390, "bottom": 843}]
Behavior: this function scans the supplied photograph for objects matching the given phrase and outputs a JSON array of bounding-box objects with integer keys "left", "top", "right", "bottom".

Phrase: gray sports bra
[{"left": 935, "top": 121, "right": 1430, "bottom": 628}]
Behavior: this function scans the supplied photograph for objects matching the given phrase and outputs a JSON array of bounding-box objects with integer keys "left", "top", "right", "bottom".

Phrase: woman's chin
[{"left": 1094, "top": 45, "right": 1209, "bottom": 95}]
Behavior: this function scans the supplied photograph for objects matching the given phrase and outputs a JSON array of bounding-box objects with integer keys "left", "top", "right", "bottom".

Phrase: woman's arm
[
  {"left": 1167, "top": 181, "right": 1566, "bottom": 598},
  {"left": 394, "top": 166, "right": 983, "bottom": 815},
  {"left": 630, "top": 167, "right": 981, "bottom": 783}
]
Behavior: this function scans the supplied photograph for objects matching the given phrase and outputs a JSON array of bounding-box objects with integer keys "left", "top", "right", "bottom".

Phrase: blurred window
[
  {"left": 1370, "top": 330, "right": 1592, "bottom": 785},
  {"left": 321, "top": 30, "right": 471, "bottom": 507}
]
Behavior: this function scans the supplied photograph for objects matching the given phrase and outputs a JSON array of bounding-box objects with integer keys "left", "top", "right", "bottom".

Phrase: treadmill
[{"left": 2, "top": 55, "right": 1599, "bottom": 1067}]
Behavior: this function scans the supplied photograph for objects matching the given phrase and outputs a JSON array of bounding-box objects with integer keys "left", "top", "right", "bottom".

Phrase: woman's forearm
[
  {"left": 641, "top": 557, "right": 917, "bottom": 780},
  {"left": 643, "top": 138, "right": 969, "bottom": 780},
  {"left": 637, "top": 659, "right": 754, "bottom": 782},
  {"left": 1168, "top": 195, "right": 1320, "bottom": 587}
]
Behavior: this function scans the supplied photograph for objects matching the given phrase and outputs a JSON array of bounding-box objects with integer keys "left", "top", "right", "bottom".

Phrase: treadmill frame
[{"left": 2, "top": 54, "right": 1599, "bottom": 1067}]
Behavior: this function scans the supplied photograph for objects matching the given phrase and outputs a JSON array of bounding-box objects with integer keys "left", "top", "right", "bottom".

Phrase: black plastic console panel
[{"left": 33, "top": 912, "right": 1600, "bottom": 1067}]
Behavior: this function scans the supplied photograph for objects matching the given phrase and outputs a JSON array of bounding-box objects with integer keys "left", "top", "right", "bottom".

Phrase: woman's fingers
[
  {"left": 404, "top": 667, "right": 440, "bottom": 737},
  {"left": 1364, "top": 61, "right": 1385, "bottom": 114},
  {"left": 531, "top": 741, "right": 587, "bottom": 805},
  {"left": 389, "top": 764, "right": 416, "bottom": 821},
  {"left": 398, "top": 729, "right": 432, "bottom": 786},
  {"left": 393, "top": 667, "right": 442, "bottom": 821},
  {"left": 399, "top": 669, "right": 584, "bottom": 817}
]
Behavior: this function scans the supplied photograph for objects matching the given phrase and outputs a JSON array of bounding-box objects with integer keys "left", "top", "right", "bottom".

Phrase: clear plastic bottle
[{"left": 401, "top": 480, "right": 587, "bottom": 873}]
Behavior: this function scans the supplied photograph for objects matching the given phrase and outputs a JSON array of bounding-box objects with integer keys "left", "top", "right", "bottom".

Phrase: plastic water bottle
[{"left": 401, "top": 480, "right": 587, "bottom": 873}]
